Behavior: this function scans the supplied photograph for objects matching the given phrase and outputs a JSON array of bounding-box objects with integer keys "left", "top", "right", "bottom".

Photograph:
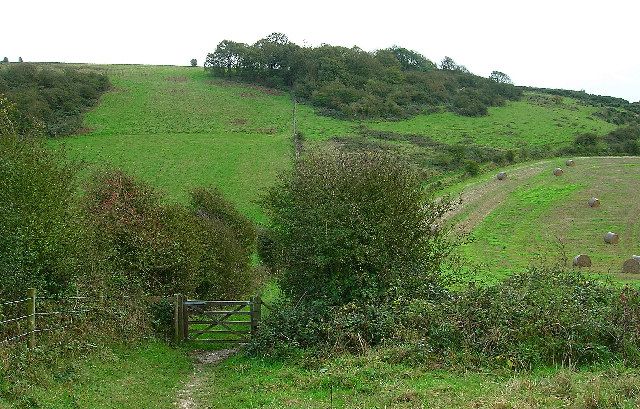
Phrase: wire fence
[{"left": 0, "top": 289, "right": 120, "bottom": 349}]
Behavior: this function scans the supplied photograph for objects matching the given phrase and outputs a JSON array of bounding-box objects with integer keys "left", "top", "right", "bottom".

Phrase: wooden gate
[{"left": 173, "top": 295, "right": 261, "bottom": 344}]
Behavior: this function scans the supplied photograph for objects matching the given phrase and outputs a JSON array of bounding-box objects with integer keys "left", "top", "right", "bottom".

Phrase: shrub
[
  {"left": 188, "top": 187, "right": 257, "bottom": 299},
  {"left": 604, "top": 125, "right": 640, "bottom": 155},
  {"left": 262, "top": 147, "right": 455, "bottom": 307},
  {"left": 464, "top": 160, "right": 481, "bottom": 176},
  {"left": 0, "top": 63, "right": 110, "bottom": 136},
  {"left": 249, "top": 298, "right": 399, "bottom": 356}
]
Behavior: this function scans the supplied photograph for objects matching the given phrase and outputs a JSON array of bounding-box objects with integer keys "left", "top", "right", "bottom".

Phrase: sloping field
[
  {"left": 368, "top": 95, "right": 615, "bottom": 149},
  {"left": 450, "top": 157, "right": 640, "bottom": 281},
  {"left": 51, "top": 65, "right": 353, "bottom": 222},
  {"left": 52, "top": 64, "right": 616, "bottom": 221}
]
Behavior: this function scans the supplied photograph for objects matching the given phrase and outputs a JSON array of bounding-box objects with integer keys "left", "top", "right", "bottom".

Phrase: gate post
[{"left": 250, "top": 295, "right": 261, "bottom": 336}]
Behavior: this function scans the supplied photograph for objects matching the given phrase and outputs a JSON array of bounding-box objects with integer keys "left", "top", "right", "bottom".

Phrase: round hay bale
[
  {"left": 566, "top": 159, "right": 576, "bottom": 167},
  {"left": 604, "top": 232, "right": 619, "bottom": 244},
  {"left": 553, "top": 168, "right": 564, "bottom": 176},
  {"left": 622, "top": 258, "right": 640, "bottom": 274},
  {"left": 588, "top": 197, "right": 600, "bottom": 208},
  {"left": 572, "top": 254, "right": 592, "bottom": 268},
  {"left": 496, "top": 172, "right": 507, "bottom": 180}
]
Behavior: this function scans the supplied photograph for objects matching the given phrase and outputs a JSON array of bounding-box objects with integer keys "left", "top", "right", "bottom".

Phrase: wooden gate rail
[{"left": 173, "top": 295, "right": 261, "bottom": 344}]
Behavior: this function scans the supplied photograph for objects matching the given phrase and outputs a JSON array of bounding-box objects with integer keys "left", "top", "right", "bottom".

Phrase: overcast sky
[{"left": 4, "top": 0, "right": 639, "bottom": 102}]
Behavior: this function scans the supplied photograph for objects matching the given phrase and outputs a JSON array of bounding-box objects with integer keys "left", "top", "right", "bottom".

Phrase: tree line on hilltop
[{"left": 204, "top": 33, "right": 522, "bottom": 119}]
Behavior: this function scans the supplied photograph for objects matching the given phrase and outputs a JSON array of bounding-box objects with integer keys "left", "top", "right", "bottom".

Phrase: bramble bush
[{"left": 401, "top": 268, "right": 640, "bottom": 368}]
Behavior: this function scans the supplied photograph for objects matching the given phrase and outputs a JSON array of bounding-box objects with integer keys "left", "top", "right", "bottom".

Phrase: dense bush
[
  {"left": 0, "top": 134, "right": 79, "bottom": 300},
  {"left": 204, "top": 33, "right": 521, "bottom": 119},
  {"left": 605, "top": 125, "right": 640, "bottom": 155},
  {"left": 410, "top": 269, "right": 624, "bottom": 367},
  {"left": 262, "top": 147, "right": 455, "bottom": 307},
  {"left": 0, "top": 63, "right": 110, "bottom": 136},
  {"left": 254, "top": 267, "right": 640, "bottom": 368},
  {"left": 249, "top": 299, "right": 399, "bottom": 356},
  {"left": 188, "top": 187, "right": 257, "bottom": 298},
  {"left": 254, "top": 148, "right": 456, "bottom": 355}
]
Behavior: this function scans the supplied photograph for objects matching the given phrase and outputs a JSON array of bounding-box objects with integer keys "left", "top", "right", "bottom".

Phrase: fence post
[
  {"left": 250, "top": 295, "right": 261, "bottom": 337},
  {"left": 27, "top": 288, "right": 36, "bottom": 349},
  {"left": 174, "top": 294, "right": 181, "bottom": 343}
]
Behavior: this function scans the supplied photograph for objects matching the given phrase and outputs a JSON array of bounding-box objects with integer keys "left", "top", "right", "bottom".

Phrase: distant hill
[{"left": 45, "top": 64, "right": 625, "bottom": 221}]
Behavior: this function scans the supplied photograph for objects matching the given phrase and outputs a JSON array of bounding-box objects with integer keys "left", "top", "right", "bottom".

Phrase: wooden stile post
[
  {"left": 174, "top": 294, "right": 181, "bottom": 342},
  {"left": 27, "top": 288, "right": 36, "bottom": 349}
]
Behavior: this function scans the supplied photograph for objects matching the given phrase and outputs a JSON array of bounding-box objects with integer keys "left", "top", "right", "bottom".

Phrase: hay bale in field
[
  {"left": 572, "top": 254, "right": 592, "bottom": 267},
  {"left": 497, "top": 172, "right": 507, "bottom": 180},
  {"left": 622, "top": 258, "right": 640, "bottom": 274},
  {"left": 553, "top": 168, "right": 564, "bottom": 176},
  {"left": 566, "top": 159, "right": 576, "bottom": 166},
  {"left": 603, "top": 232, "right": 619, "bottom": 244},
  {"left": 588, "top": 197, "right": 600, "bottom": 208}
]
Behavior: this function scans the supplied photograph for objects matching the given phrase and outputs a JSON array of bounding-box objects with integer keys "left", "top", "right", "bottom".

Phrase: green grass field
[
  {"left": 0, "top": 342, "right": 191, "bottom": 409},
  {"left": 448, "top": 156, "right": 640, "bottom": 281},
  {"left": 4, "top": 341, "right": 640, "bottom": 409},
  {"left": 191, "top": 353, "right": 640, "bottom": 408},
  {"left": 51, "top": 64, "right": 616, "bottom": 222}
]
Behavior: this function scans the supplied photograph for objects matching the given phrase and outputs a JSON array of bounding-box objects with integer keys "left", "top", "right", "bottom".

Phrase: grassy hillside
[
  {"left": 368, "top": 94, "right": 615, "bottom": 149},
  {"left": 52, "top": 64, "right": 616, "bottom": 222},
  {"left": 448, "top": 156, "right": 640, "bottom": 281}
]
